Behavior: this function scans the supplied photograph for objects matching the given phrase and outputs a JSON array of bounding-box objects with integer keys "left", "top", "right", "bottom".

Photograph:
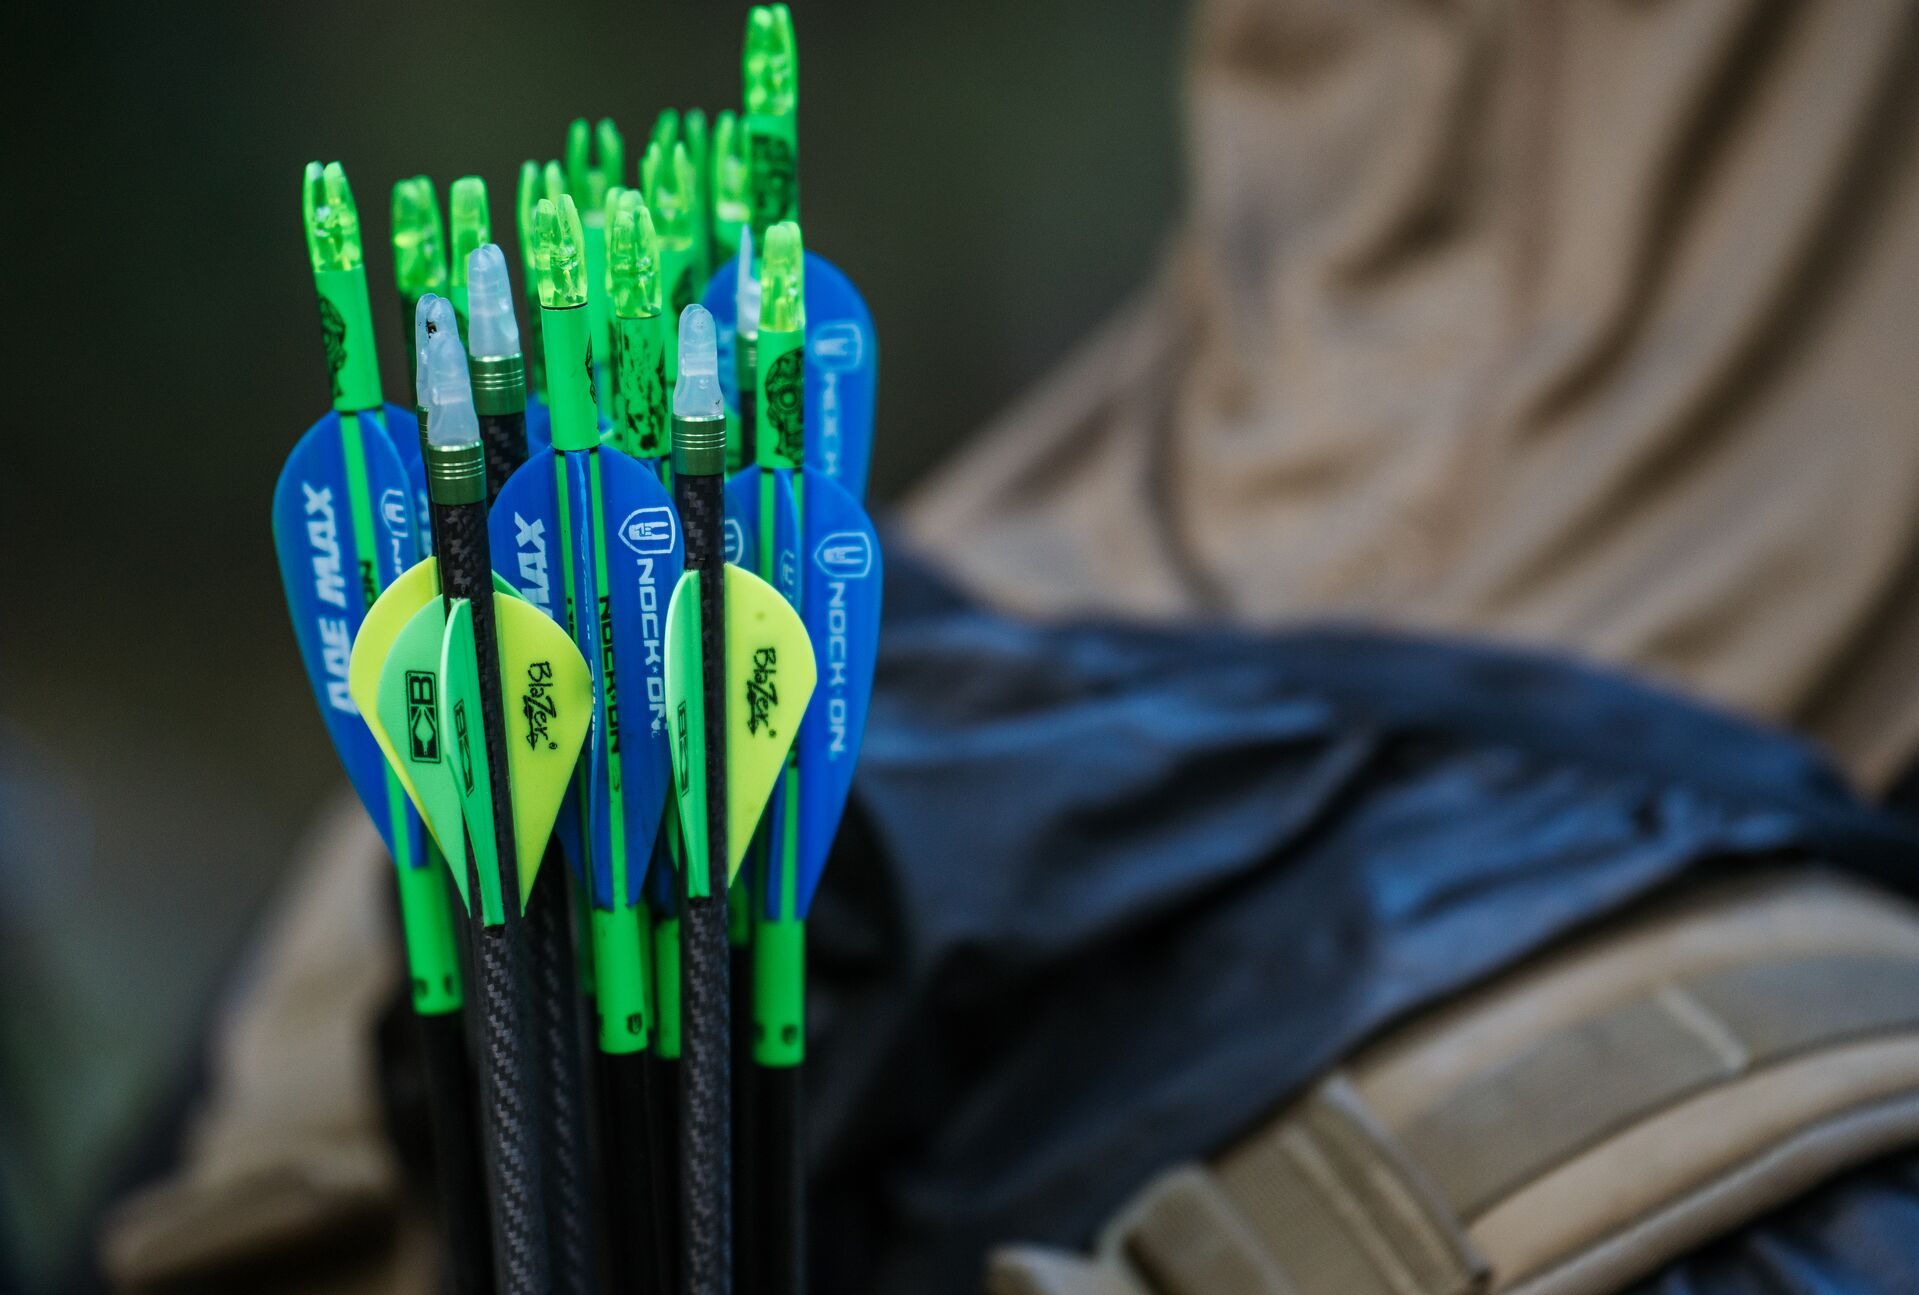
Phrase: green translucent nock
[
  {"left": 536, "top": 194, "right": 589, "bottom": 310},
  {"left": 449, "top": 176, "right": 490, "bottom": 291},
  {"left": 683, "top": 109, "right": 710, "bottom": 177},
  {"left": 653, "top": 143, "right": 698, "bottom": 248},
  {"left": 649, "top": 107, "right": 680, "bottom": 158},
  {"left": 516, "top": 162, "right": 548, "bottom": 394},
  {"left": 609, "top": 191, "right": 662, "bottom": 320},
  {"left": 745, "top": 5, "right": 797, "bottom": 119},
  {"left": 391, "top": 176, "right": 448, "bottom": 300},
  {"left": 566, "top": 116, "right": 625, "bottom": 209},
  {"left": 516, "top": 163, "right": 541, "bottom": 277},
  {"left": 760, "top": 220, "right": 804, "bottom": 335},
  {"left": 743, "top": 4, "right": 800, "bottom": 236},
  {"left": 711, "top": 110, "right": 749, "bottom": 255},
  {"left": 304, "top": 161, "right": 364, "bottom": 273},
  {"left": 641, "top": 140, "right": 663, "bottom": 206}
]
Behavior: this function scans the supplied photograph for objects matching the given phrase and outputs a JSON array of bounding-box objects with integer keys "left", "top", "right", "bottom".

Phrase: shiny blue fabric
[{"left": 805, "top": 550, "right": 1919, "bottom": 1294}]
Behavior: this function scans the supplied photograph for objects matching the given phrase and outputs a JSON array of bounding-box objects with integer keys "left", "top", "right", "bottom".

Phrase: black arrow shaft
[
  {"left": 674, "top": 458, "right": 732, "bottom": 1295},
  {"left": 438, "top": 487, "right": 552, "bottom": 1295}
]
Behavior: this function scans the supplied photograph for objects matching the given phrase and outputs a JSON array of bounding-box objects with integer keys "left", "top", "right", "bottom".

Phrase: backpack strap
[{"left": 989, "top": 871, "right": 1919, "bottom": 1295}]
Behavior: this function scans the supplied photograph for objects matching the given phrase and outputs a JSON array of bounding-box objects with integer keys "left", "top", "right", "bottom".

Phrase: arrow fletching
[
  {"left": 437, "top": 599, "right": 503, "bottom": 920},
  {"left": 349, "top": 556, "right": 441, "bottom": 822},
  {"left": 380, "top": 597, "right": 474, "bottom": 907},
  {"left": 590, "top": 450, "right": 686, "bottom": 908},
  {"left": 789, "top": 471, "right": 882, "bottom": 917},
  {"left": 272, "top": 409, "right": 424, "bottom": 866},
  {"left": 664, "top": 563, "right": 817, "bottom": 891},
  {"left": 491, "top": 449, "right": 589, "bottom": 876},
  {"left": 492, "top": 590, "right": 595, "bottom": 905}
]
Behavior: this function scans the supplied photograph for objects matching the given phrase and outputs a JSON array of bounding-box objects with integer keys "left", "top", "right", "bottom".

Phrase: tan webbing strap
[
  {"left": 986, "top": 873, "right": 1919, "bottom": 1295},
  {"left": 1399, "top": 952, "right": 1919, "bottom": 1218}
]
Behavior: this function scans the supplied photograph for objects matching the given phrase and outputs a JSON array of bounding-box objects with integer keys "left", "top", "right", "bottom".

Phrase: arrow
[
  {"left": 607, "top": 186, "right": 693, "bottom": 1295},
  {"left": 463, "top": 227, "right": 605, "bottom": 1295},
  {"left": 665, "top": 303, "right": 816, "bottom": 1295},
  {"left": 741, "top": 216, "right": 883, "bottom": 1295},
  {"left": 494, "top": 192, "right": 685, "bottom": 1295},
  {"left": 272, "top": 161, "right": 488, "bottom": 1295},
  {"left": 354, "top": 304, "right": 594, "bottom": 1295}
]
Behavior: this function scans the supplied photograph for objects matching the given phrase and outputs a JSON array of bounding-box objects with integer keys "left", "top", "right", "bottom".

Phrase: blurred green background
[{"left": 2, "top": 1, "right": 1184, "bottom": 1288}]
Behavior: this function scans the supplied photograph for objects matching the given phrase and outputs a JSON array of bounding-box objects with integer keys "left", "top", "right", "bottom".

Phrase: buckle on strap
[{"left": 1091, "top": 1079, "right": 1487, "bottom": 1295}]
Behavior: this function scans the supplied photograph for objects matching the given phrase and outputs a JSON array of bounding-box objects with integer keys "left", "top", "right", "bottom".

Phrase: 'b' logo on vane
[{"left": 406, "top": 671, "right": 440, "bottom": 762}]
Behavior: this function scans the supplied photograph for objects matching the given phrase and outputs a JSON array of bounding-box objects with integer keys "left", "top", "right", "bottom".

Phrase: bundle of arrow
[{"left": 270, "top": 10, "right": 882, "bottom": 1295}]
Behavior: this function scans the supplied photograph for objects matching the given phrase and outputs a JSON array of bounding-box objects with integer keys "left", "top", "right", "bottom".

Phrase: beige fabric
[
  {"left": 98, "top": 795, "right": 419, "bottom": 1292},
  {"left": 907, "top": 0, "right": 1919, "bottom": 789}
]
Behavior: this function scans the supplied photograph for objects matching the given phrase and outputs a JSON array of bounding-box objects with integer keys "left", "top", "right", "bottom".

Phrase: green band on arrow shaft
[
  {"left": 471, "top": 353, "right": 527, "bottom": 417},
  {"left": 399, "top": 858, "right": 464, "bottom": 1013},
  {"left": 591, "top": 906, "right": 650, "bottom": 1054},
  {"left": 426, "top": 442, "right": 487, "bottom": 506},
  {"left": 315, "top": 267, "right": 383, "bottom": 413},
  {"left": 543, "top": 304, "right": 598, "bottom": 453},
  {"left": 655, "top": 914, "right": 682, "bottom": 1059},
  {"left": 674, "top": 414, "right": 727, "bottom": 479},
  {"left": 753, "top": 917, "right": 804, "bottom": 1066}
]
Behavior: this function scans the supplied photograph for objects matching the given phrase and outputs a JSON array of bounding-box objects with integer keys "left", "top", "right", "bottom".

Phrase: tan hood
[{"left": 906, "top": 0, "right": 1919, "bottom": 788}]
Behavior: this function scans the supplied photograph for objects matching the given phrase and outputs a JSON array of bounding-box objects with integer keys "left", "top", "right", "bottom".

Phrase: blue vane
[
  {"left": 789, "top": 471, "right": 882, "bottom": 918},
  {"left": 489, "top": 447, "right": 590, "bottom": 878},
  {"left": 703, "top": 250, "right": 879, "bottom": 500},
  {"left": 588, "top": 450, "right": 685, "bottom": 908},
  {"left": 272, "top": 409, "right": 427, "bottom": 870}
]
